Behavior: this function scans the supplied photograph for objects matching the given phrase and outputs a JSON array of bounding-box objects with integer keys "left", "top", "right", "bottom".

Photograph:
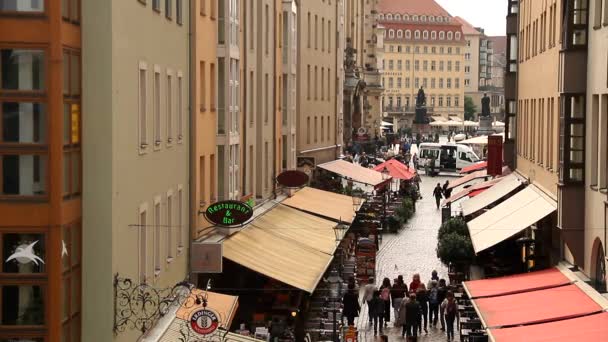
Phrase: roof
[
  {"left": 378, "top": 0, "right": 451, "bottom": 17},
  {"left": 282, "top": 187, "right": 363, "bottom": 224},
  {"left": 488, "top": 35, "right": 507, "bottom": 55},
  {"left": 454, "top": 16, "right": 481, "bottom": 35}
]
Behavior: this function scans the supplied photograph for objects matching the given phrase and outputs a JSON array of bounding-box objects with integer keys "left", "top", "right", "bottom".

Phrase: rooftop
[
  {"left": 378, "top": 0, "right": 451, "bottom": 17},
  {"left": 454, "top": 16, "right": 481, "bottom": 35}
]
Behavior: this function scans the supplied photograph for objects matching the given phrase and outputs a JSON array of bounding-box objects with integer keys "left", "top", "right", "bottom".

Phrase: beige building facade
[
  {"left": 378, "top": 0, "right": 466, "bottom": 129},
  {"left": 82, "top": 1, "right": 190, "bottom": 341},
  {"left": 281, "top": 0, "right": 298, "bottom": 170}
]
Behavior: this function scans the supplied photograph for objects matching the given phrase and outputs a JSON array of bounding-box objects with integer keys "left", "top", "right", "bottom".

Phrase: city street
[{"left": 356, "top": 174, "right": 453, "bottom": 341}]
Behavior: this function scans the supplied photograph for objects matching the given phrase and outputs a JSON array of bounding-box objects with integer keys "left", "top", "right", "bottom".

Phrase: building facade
[
  {"left": 488, "top": 35, "right": 507, "bottom": 120},
  {"left": 0, "top": 1, "right": 81, "bottom": 340},
  {"left": 281, "top": 0, "right": 298, "bottom": 171},
  {"left": 82, "top": 1, "right": 190, "bottom": 341},
  {"left": 378, "top": 0, "right": 466, "bottom": 129}
]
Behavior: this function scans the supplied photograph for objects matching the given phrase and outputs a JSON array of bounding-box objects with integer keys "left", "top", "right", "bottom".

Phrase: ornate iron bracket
[{"left": 113, "top": 274, "right": 195, "bottom": 335}]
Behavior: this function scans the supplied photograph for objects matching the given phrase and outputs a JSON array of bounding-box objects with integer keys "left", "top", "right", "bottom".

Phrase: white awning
[
  {"left": 317, "top": 159, "right": 389, "bottom": 187},
  {"left": 461, "top": 174, "right": 524, "bottom": 216},
  {"left": 381, "top": 121, "right": 394, "bottom": 126},
  {"left": 467, "top": 185, "right": 557, "bottom": 254}
]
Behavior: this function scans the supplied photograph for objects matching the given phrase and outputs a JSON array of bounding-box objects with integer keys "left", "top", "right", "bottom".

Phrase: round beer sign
[{"left": 190, "top": 308, "right": 220, "bottom": 336}]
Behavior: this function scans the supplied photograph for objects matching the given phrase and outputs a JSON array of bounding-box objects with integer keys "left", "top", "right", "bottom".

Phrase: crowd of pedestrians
[{"left": 343, "top": 271, "right": 458, "bottom": 341}]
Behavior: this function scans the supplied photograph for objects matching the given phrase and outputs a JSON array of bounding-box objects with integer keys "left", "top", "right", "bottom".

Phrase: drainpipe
[
  {"left": 188, "top": 0, "right": 195, "bottom": 284},
  {"left": 273, "top": 0, "right": 277, "bottom": 197}
]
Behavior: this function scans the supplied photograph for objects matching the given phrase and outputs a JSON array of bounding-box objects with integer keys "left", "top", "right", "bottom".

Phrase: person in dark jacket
[
  {"left": 441, "top": 291, "right": 458, "bottom": 342},
  {"left": 433, "top": 183, "right": 443, "bottom": 209},
  {"left": 404, "top": 294, "right": 421, "bottom": 340},
  {"left": 379, "top": 278, "right": 392, "bottom": 327},
  {"left": 437, "top": 279, "right": 448, "bottom": 331},
  {"left": 416, "top": 284, "right": 429, "bottom": 334},
  {"left": 391, "top": 275, "right": 408, "bottom": 324},
  {"left": 342, "top": 284, "right": 360, "bottom": 326},
  {"left": 442, "top": 180, "right": 452, "bottom": 199},
  {"left": 428, "top": 280, "right": 440, "bottom": 328},
  {"left": 369, "top": 290, "right": 385, "bottom": 336}
]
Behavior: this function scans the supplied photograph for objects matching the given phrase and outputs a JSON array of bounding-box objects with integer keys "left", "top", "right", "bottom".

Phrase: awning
[
  {"left": 447, "top": 170, "right": 489, "bottom": 190},
  {"left": 467, "top": 185, "right": 557, "bottom": 254},
  {"left": 282, "top": 187, "right": 363, "bottom": 224},
  {"left": 468, "top": 189, "right": 486, "bottom": 197},
  {"left": 460, "top": 133, "right": 505, "bottom": 145},
  {"left": 381, "top": 121, "right": 394, "bottom": 126},
  {"left": 464, "top": 268, "right": 571, "bottom": 299},
  {"left": 373, "top": 159, "right": 416, "bottom": 181},
  {"left": 318, "top": 159, "right": 390, "bottom": 187},
  {"left": 460, "top": 161, "right": 487, "bottom": 174},
  {"left": 441, "top": 177, "right": 503, "bottom": 206},
  {"left": 461, "top": 174, "right": 524, "bottom": 216},
  {"left": 431, "top": 115, "right": 448, "bottom": 122},
  {"left": 475, "top": 284, "right": 601, "bottom": 328},
  {"left": 490, "top": 312, "right": 608, "bottom": 342}
]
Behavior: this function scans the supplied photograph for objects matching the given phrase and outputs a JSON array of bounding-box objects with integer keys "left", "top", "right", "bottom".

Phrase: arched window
[
  {"left": 395, "top": 14, "right": 401, "bottom": 20},
  {"left": 397, "top": 30, "right": 403, "bottom": 38},
  {"left": 439, "top": 31, "right": 445, "bottom": 39},
  {"left": 387, "top": 13, "right": 393, "bottom": 20},
  {"left": 421, "top": 15, "right": 427, "bottom": 22},
  {"left": 403, "top": 14, "right": 409, "bottom": 21},
  {"left": 437, "top": 16, "right": 443, "bottom": 22},
  {"left": 447, "top": 31, "right": 453, "bottom": 40},
  {"left": 378, "top": 14, "right": 384, "bottom": 20},
  {"left": 429, "top": 16, "right": 435, "bottom": 22},
  {"left": 431, "top": 31, "right": 437, "bottom": 40},
  {"left": 423, "top": 30, "right": 429, "bottom": 40},
  {"left": 455, "top": 32, "right": 461, "bottom": 40},
  {"left": 414, "top": 30, "right": 420, "bottom": 39},
  {"left": 412, "top": 15, "right": 418, "bottom": 21},
  {"left": 445, "top": 16, "right": 450, "bottom": 22},
  {"left": 388, "top": 29, "right": 395, "bottom": 38},
  {"left": 405, "top": 30, "right": 411, "bottom": 39}
]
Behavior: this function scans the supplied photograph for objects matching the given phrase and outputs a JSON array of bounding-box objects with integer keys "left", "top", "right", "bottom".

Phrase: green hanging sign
[{"left": 205, "top": 200, "right": 253, "bottom": 227}]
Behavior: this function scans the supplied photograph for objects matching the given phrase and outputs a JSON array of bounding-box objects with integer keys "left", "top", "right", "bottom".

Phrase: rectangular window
[
  {"left": 447, "top": 78, "right": 452, "bottom": 89},
  {"left": 327, "top": 68, "right": 331, "bottom": 100},
  {"left": 139, "top": 65, "right": 148, "bottom": 150},
  {"left": 154, "top": 200, "right": 161, "bottom": 276},
  {"left": 166, "top": 193, "right": 173, "bottom": 260},
  {"left": 321, "top": 18, "right": 325, "bottom": 52},
  {"left": 307, "top": 12, "right": 311, "bottom": 48},
  {"left": 1, "top": 154, "right": 46, "bottom": 196},
  {"left": 600, "top": 94, "right": 608, "bottom": 189},
  {"left": 153, "top": 69, "right": 161, "bottom": 147},
  {"left": 328, "top": 20, "right": 332, "bottom": 51},
  {"left": 166, "top": 73, "right": 173, "bottom": 144},
  {"left": 560, "top": 95, "right": 586, "bottom": 183},
  {"left": 321, "top": 116, "right": 324, "bottom": 141},
  {"left": 447, "top": 61, "right": 452, "bottom": 71},
  {"left": 2, "top": 102, "right": 46, "bottom": 144},
  {"left": 217, "top": 59, "right": 225, "bottom": 134},
  {"left": 1, "top": 0, "right": 45, "bottom": 12},
  {"left": 315, "top": 15, "right": 318, "bottom": 50},
  {"left": 314, "top": 66, "right": 318, "bottom": 99},
  {"left": 414, "top": 60, "right": 419, "bottom": 71},
  {"left": 177, "top": 187, "right": 183, "bottom": 251},
  {"left": 405, "top": 78, "right": 410, "bottom": 88},
  {"left": 307, "top": 65, "right": 311, "bottom": 100},
  {"left": 165, "top": 0, "right": 172, "bottom": 19},
  {"left": 415, "top": 78, "right": 419, "bottom": 88},
  {"left": 248, "top": 145, "right": 253, "bottom": 194},
  {"left": 210, "top": 63, "right": 216, "bottom": 110},
  {"left": 153, "top": 0, "right": 160, "bottom": 11},
  {"left": 307, "top": 117, "right": 311, "bottom": 144},
  {"left": 314, "top": 117, "right": 318, "bottom": 142},
  {"left": 265, "top": 74, "right": 269, "bottom": 123},
  {"left": 439, "top": 78, "right": 444, "bottom": 88},
  {"left": 423, "top": 60, "right": 428, "bottom": 71},
  {"left": 327, "top": 115, "right": 330, "bottom": 139},
  {"left": 265, "top": 4, "right": 269, "bottom": 54},
  {"left": 176, "top": 0, "right": 182, "bottom": 24},
  {"left": 210, "top": 154, "right": 216, "bottom": 200},
  {"left": 321, "top": 68, "right": 325, "bottom": 100},
  {"left": 177, "top": 74, "right": 183, "bottom": 142},
  {"left": 406, "top": 60, "right": 410, "bottom": 71},
  {"left": 1, "top": 49, "right": 45, "bottom": 91},
  {"left": 138, "top": 208, "right": 148, "bottom": 283},
  {"left": 200, "top": 62, "right": 206, "bottom": 111},
  {"left": 591, "top": 95, "right": 599, "bottom": 185}
]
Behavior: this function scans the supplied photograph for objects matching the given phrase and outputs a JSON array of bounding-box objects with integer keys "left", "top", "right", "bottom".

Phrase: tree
[
  {"left": 436, "top": 232, "right": 475, "bottom": 266},
  {"left": 464, "top": 96, "right": 477, "bottom": 121},
  {"left": 438, "top": 217, "right": 468, "bottom": 241}
]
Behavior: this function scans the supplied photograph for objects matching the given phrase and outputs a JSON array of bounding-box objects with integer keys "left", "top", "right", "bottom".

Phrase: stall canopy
[
  {"left": 490, "top": 312, "right": 608, "bottom": 342},
  {"left": 373, "top": 159, "right": 416, "bottom": 181},
  {"left": 461, "top": 174, "right": 524, "bottom": 216},
  {"left": 318, "top": 159, "right": 389, "bottom": 187},
  {"left": 464, "top": 268, "right": 571, "bottom": 299},
  {"left": 467, "top": 185, "right": 557, "bottom": 254},
  {"left": 223, "top": 205, "right": 338, "bottom": 293},
  {"left": 460, "top": 161, "right": 487, "bottom": 174},
  {"left": 460, "top": 133, "right": 505, "bottom": 145},
  {"left": 282, "top": 187, "right": 363, "bottom": 224}
]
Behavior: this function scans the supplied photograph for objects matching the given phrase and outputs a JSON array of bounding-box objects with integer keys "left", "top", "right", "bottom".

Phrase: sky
[{"left": 435, "top": 0, "right": 507, "bottom": 36}]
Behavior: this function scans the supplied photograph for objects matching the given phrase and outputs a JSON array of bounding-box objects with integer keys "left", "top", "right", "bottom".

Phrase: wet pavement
[{"left": 355, "top": 173, "right": 455, "bottom": 342}]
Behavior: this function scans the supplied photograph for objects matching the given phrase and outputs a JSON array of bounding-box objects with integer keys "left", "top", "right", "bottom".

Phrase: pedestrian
[
  {"left": 363, "top": 278, "right": 376, "bottom": 325},
  {"left": 405, "top": 294, "right": 421, "bottom": 341},
  {"left": 428, "top": 280, "right": 440, "bottom": 328},
  {"left": 441, "top": 291, "right": 458, "bottom": 342},
  {"left": 342, "top": 283, "right": 360, "bottom": 326},
  {"left": 427, "top": 270, "right": 440, "bottom": 288},
  {"left": 380, "top": 278, "right": 392, "bottom": 327},
  {"left": 433, "top": 183, "right": 443, "bottom": 209},
  {"left": 409, "top": 273, "right": 422, "bottom": 294},
  {"left": 437, "top": 279, "right": 448, "bottom": 331},
  {"left": 416, "top": 284, "right": 429, "bottom": 335},
  {"left": 412, "top": 153, "right": 419, "bottom": 169},
  {"left": 369, "top": 290, "right": 385, "bottom": 336},
  {"left": 391, "top": 275, "right": 408, "bottom": 324}
]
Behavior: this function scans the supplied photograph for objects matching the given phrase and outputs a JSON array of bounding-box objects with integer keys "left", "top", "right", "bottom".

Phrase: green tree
[
  {"left": 438, "top": 217, "right": 468, "bottom": 241},
  {"left": 464, "top": 96, "right": 477, "bottom": 121},
  {"left": 436, "top": 232, "right": 475, "bottom": 266}
]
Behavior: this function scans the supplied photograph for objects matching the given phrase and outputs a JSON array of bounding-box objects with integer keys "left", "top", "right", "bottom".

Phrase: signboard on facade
[
  {"left": 191, "top": 242, "right": 223, "bottom": 273},
  {"left": 204, "top": 200, "right": 253, "bottom": 227},
  {"left": 276, "top": 170, "right": 309, "bottom": 188},
  {"left": 190, "top": 308, "right": 220, "bottom": 336},
  {"left": 487, "top": 135, "right": 504, "bottom": 176}
]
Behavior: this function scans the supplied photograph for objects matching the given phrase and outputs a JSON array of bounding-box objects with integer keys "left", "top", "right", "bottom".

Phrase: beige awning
[
  {"left": 282, "top": 187, "right": 363, "bottom": 224},
  {"left": 467, "top": 185, "right": 557, "bottom": 254},
  {"left": 251, "top": 204, "right": 339, "bottom": 255},
  {"left": 461, "top": 174, "right": 524, "bottom": 216},
  {"left": 318, "top": 159, "right": 389, "bottom": 187},
  {"left": 448, "top": 170, "right": 489, "bottom": 189}
]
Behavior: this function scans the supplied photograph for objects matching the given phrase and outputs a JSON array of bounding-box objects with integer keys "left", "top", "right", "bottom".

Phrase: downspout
[
  {"left": 242, "top": 0, "right": 248, "bottom": 194},
  {"left": 273, "top": 0, "right": 278, "bottom": 198},
  {"left": 188, "top": 0, "right": 195, "bottom": 283}
]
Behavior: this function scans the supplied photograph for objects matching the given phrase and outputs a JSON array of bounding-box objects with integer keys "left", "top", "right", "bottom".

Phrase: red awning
[
  {"left": 475, "top": 284, "right": 601, "bottom": 328},
  {"left": 490, "top": 312, "right": 608, "bottom": 342},
  {"left": 464, "top": 268, "right": 571, "bottom": 298},
  {"left": 373, "top": 159, "right": 416, "bottom": 181},
  {"left": 460, "top": 161, "right": 488, "bottom": 174},
  {"left": 468, "top": 189, "right": 486, "bottom": 197},
  {"left": 447, "top": 170, "right": 488, "bottom": 189}
]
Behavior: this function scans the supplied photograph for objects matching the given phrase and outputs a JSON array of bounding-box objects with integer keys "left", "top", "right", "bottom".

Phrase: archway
[{"left": 591, "top": 238, "right": 606, "bottom": 292}]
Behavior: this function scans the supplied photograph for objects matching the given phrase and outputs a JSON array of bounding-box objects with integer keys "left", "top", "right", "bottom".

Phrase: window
[
  {"left": 165, "top": 0, "right": 172, "bottom": 18},
  {"left": 200, "top": 62, "right": 206, "bottom": 111},
  {"left": 455, "top": 61, "right": 460, "bottom": 72},
  {"left": 465, "top": 79, "right": 470, "bottom": 86},
  {"left": 1, "top": 154, "right": 47, "bottom": 196},
  {"left": 439, "top": 78, "right": 444, "bottom": 88},
  {"left": 447, "top": 61, "right": 452, "bottom": 71},
  {"left": 139, "top": 207, "right": 148, "bottom": 283},
  {"left": 307, "top": 65, "right": 311, "bottom": 99},
  {"left": 439, "top": 31, "right": 445, "bottom": 39},
  {"left": 138, "top": 63, "right": 148, "bottom": 150},
  {"left": 414, "top": 78, "right": 419, "bottom": 88},
  {"left": 153, "top": 69, "right": 161, "bottom": 148},
  {"left": 210, "top": 63, "right": 215, "bottom": 110},
  {"left": 447, "top": 96, "right": 451, "bottom": 107},
  {"left": 165, "top": 72, "right": 174, "bottom": 144},
  {"left": 405, "top": 30, "right": 411, "bottom": 39},
  {"left": 1, "top": 49, "right": 45, "bottom": 91},
  {"left": 177, "top": 186, "right": 183, "bottom": 252},
  {"left": 154, "top": 199, "right": 161, "bottom": 277},
  {"left": 414, "top": 60, "right": 419, "bottom": 71},
  {"left": 177, "top": 74, "right": 183, "bottom": 141},
  {"left": 455, "top": 96, "right": 460, "bottom": 107},
  {"left": 265, "top": 74, "right": 269, "bottom": 122},
  {"left": 61, "top": 0, "right": 80, "bottom": 23},
  {"left": 389, "top": 60, "right": 394, "bottom": 70},
  {"left": 559, "top": 94, "right": 586, "bottom": 183},
  {"left": 2, "top": 102, "right": 46, "bottom": 144},
  {"left": 423, "top": 31, "right": 429, "bottom": 39},
  {"left": 397, "top": 77, "right": 402, "bottom": 88},
  {"left": 314, "top": 117, "right": 318, "bottom": 142},
  {"left": 414, "top": 30, "right": 420, "bottom": 39},
  {"left": 447, "top": 78, "right": 451, "bottom": 88},
  {"left": 328, "top": 20, "right": 332, "bottom": 51},
  {"left": 439, "top": 61, "right": 444, "bottom": 71},
  {"left": 439, "top": 96, "right": 443, "bottom": 107},
  {"left": 397, "top": 30, "right": 403, "bottom": 38},
  {"left": 431, "top": 78, "right": 436, "bottom": 89},
  {"left": 321, "top": 116, "right": 324, "bottom": 141},
  {"left": 389, "top": 29, "right": 395, "bottom": 38},
  {"left": 314, "top": 67, "right": 317, "bottom": 99},
  {"left": 397, "top": 60, "right": 402, "bottom": 70},
  {"left": 431, "top": 31, "right": 436, "bottom": 40},
  {"left": 321, "top": 68, "right": 325, "bottom": 100},
  {"left": 455, "top": 32, "right": 461, "bottom": 40},
  {"left": 153, "top": 0, "right": 160, "bottom": 12},
  {"left": 600, "top": 94, "right": 608, "bottom": 189},
  {"left": 405, "top": 77, "right": 410, "bottom": 88},
  {"left": 423, "top": 78, "right": 427, "bottom": 88},
  {"left": 388, "top": 78, "right": 393, "bottom": 88},
  {"left": 166, "top": 192, "right": 173, "bottom": 261},
  {"left": 307, "top": 117, "right": 311, "bottom": 144},
  {"left": 265, "top": 5, "right": 270, "bottom": 54},
  {"left": 405, "top": 60, "right": 410, "bottom": 71},
  {"left": 307, "top": 12, "right": 311, "bottom": 48},
  {"left": 423, "top": 60, "right": 428, "bottom": 71},
  {"left": 455, "top": 78, "right": 460, "bottom": 88},
  {"left": 315, "top": 15, "right": 318, "bottom": 49},
  {"left": 176, "top": 0, "right": 182, "bottom": 24},
  {"left": 1, "top": 0, "right": 45, "bottom": 12}
]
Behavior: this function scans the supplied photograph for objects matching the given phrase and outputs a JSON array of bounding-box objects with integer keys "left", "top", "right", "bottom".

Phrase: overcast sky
[{"left": 435, "top": 0, "right": 507, "bottom": 36}]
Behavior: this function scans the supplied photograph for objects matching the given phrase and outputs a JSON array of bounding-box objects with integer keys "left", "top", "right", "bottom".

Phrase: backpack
[
  {"left": 429, "top": 288, "right": 439, "bottom": 305},
  {"left": 381, "top": 287, "right": 390, "bottom": 301}
]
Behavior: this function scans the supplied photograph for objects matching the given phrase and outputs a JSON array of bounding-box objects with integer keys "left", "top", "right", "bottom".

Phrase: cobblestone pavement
[{"left": 355, "top": 173, "right": 455, "bottom": 342}]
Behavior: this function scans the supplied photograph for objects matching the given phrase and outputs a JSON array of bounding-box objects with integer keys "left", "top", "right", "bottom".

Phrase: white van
[{"left": 416, "top": 143, "right": 480, "bottom": 171}]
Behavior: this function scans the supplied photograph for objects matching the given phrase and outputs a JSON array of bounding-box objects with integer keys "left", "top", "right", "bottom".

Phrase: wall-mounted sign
[
  {"left": 277, "top": 170, "right": 310, "bottom": 188},
  {"left": 191, "top": 242, "right": 223, "bottom": 274},
  {"left": 204, "top": 201, "right": 253, "bottom": 227},
  {"left": 190, "top": 308, "right": 220, "bottom": 336}
]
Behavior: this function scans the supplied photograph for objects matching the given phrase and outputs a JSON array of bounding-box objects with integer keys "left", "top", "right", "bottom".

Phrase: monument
[
  {"left": 477, "top": 93, "right": 494, "bottom": 135},
  {"left": 413, "top": 87, "right": 430, "bottom": 125}
]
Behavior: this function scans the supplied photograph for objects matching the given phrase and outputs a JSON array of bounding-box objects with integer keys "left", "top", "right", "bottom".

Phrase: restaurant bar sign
[{"left": 205, "top": 200, "right": 253, "bottom": 227}]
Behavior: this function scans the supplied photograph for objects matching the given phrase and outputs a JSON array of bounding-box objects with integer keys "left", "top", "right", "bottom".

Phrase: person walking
[
  {"left": 369, "top": 290, "right": 385, "bottom": 336},
  {"left": 437, "top": 279, "right": 448, "bottom": 331},
  {"left": 405, "top": 294, "right": 421, "bottom": 341},
  {"left": 395, "top": 293, "right": 408, "bottom": 338},
  {"left": 442, "top": 180, "right": 452, "bottom": 199},
  {"left": 409, "top": 273, "right": 422, "bottom": 294},
  {"left": 441, "top": 291, "right": 458, "bottom": 342},
  {"left": 412, "top": 153, "right": 419, "bottom": 169},
  {"left": 380, "top": 278, "right": 392, "bottom": 327},
  {"left": 416, "top": 284, "right": 429, "bottom": 334},
  {"left": 427, "top": 270, "right": 440, "bottom": 288},
  {"left": 428, "top": 280, "right": 440, "bottom": 328},
  {"left": 433, "top": 183, "right": 443, "bottom": 209},
  {"left": 342, "top": 284, "right": 360, "bottom": 327},
  {"left": 391, "top": 275, "right": 408, "bottom": 324},
  {"left": 363, "top": 278, "right": 376, "bottom": 325}
]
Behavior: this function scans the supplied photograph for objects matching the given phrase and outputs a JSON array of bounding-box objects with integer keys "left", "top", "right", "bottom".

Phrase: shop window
[
  {"left": 0, "top": 0, "right": 44, "bottom": 12},
  {"left": 1, "top": 49, "right": 45, "bottom": 91},
  {"left": 1, "top": 285, "right": 44, "bottom": 325},
  {"left": 559, "top": 94, "right": 586, "bottom": 183}
]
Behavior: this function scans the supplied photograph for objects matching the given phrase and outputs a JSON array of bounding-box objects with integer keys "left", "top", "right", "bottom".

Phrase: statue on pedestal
[
  {"left": 414, "top": 87, "right": 429, "bottom": 125},
  {"left": 416, "top": 87, "right": 426, "bottom": 108},
  {"left": 480, "top": 93, "right": 491, "bottom": 117}
]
